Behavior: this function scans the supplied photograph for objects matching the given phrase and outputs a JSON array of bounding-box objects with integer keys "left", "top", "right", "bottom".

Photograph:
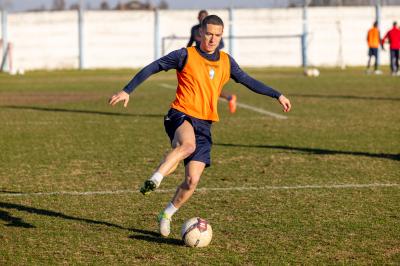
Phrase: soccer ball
[
  {"left": 312, "top": 68, "right": 320, "bottom": 77},
  {"left": 304, "top": 68, "right": 320, "bottom": 77},
  {"left": 181, "top": 217, "right": 213, "bottom": 248}
]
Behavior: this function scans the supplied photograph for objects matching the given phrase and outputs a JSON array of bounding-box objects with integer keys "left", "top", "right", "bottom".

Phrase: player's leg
[
  {"left": 140, "top": 120, "right": 196, "bottom": 195},
  {"left": 158, "top": 161, "right": 206, "bottom": 237},
  {"left": 390, "top": 50, "right": 396, "bottom": 75},
  {"left": 172, "top": 161, "right": 205, "bottom": 208},
  {"left": 366, "top": 48, "right": 373, "bottom": 74},
  {"left": 367, "top": 55, "right": 372, "bottom": 69},
  {"left": 154, "top": 130, "right": 186, "bottom": 178},
  {"left": 372, "top": 49, "right": 382, "bottom": 74},
  {"left": 220, "top": 90, "right": 237, "bottom": 114}
]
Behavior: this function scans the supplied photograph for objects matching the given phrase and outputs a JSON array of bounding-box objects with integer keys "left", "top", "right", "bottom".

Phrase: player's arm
[
  {"left": 381, "top": 32, "right": 389, "bottom": 49},
  {"left": 109, "top": 48, "right": 188, "bottom": 107},
  {"left": 229, "top": 55, "right": 291, "bottom": 113}
]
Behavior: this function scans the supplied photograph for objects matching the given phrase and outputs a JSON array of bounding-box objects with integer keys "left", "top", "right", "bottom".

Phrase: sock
[
  {"left": 163, "top": 202, "right": 178, "bottom": 218},
  {"left": 150, "top": 172, "right": 163, "bottom": 187}
]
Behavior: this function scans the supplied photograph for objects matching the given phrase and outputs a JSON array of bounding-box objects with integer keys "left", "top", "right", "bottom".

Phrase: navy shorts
[
  {"left": 164, "top": 108, "right": 212, "bottom": 167},
  {"left": 368, "top": 48, "right": 378, "bottom": 57}
]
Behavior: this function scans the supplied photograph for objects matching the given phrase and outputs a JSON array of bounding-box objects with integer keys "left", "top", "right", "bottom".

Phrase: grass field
[{"left": 0, "top": 67, "right": 399, "bottom": 265}]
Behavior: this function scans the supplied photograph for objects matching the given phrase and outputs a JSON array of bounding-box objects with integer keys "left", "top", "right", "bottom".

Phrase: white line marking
[
  {"left": 1, "top": 183, "right": 398, "bottom": 197},
  {"left": 160, "top": 83, "right": 175, "bottom": 89},
  {"left": 160, "top": 83, "right": 287, "bottom": 120},
  {"left": 235, "top": 102, "right": 287, "bottom": 119}
]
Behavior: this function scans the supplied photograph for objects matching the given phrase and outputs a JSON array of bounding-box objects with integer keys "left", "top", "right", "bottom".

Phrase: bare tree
[
  {"left": 100, "top": 0, "right": 110, "bottom": 10},
  {"left": 52, "top": 0, "right": 66, "bottom": 10},
  {"left": 158, "top": 0, "right": 168, "bottom": 9}
]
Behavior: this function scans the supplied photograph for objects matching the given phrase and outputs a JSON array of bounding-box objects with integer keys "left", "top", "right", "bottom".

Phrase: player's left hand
[
  {"left": 109, "top": 91, "right": 130, "bottom": 107},
  {"left": 278, "top": 95, "right": 291, "bottom": 113}
]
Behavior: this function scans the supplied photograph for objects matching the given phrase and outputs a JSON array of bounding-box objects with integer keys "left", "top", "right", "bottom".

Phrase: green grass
[{"left": 0, "top": 67, "right": 399, "bottom": 265}]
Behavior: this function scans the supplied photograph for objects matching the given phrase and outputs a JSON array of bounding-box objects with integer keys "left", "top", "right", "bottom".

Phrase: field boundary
[
  {"left": 1, "top": 183, "right": 398, "bottom": 197},
  {"left": 160, "top": 83, "right": 288, "bottom": 119}
]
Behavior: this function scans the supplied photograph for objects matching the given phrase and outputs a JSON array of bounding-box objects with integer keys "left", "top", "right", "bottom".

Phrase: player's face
[{"left": 199, "top": 24, "right": 223, "bottom": 54}]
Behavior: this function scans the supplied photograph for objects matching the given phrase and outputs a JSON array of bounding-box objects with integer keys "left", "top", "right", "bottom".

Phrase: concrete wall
[{"left": 1, "top": 7, "right": 399, "bottom": 70}]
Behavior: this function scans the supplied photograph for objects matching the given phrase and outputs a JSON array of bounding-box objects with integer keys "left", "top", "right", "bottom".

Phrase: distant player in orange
[
  {"left": 187, "top": 9, "right": 237, "bottom": 113},
  {"left": 366, "top": 21, "right": 382, "bottom": 74},
  {"left": 109, "top": 15, "right": 291, "bottom": 237}
]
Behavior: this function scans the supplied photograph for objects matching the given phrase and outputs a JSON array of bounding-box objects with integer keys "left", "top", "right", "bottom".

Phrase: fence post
[
  {"left": 301, "top": 0, "right": 308, "bottom": 68},
  {"left": 154, "top": 9, "right": 160, "bottom": 60},
  {"left": 78, "top": 0, "right": 85, "bottom": 69},
  {"left": 375, "top": 0, "right": 381, "bottom": 67},
  {"left": 228, "top": 6, "right": 234, "bottom": 56},
  {"left": 1, "top": 8, "right": 9, "bottom": 72}
]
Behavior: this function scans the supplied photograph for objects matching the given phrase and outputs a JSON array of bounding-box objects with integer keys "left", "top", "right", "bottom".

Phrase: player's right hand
[
  {"left": 278, "top": 95, "right": 291, "bottom": 113},
  {"left": 109, "top": 91, "right": 130, "bottom": 107}
]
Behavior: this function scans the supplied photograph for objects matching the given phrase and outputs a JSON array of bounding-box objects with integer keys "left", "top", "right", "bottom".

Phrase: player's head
[
  {"left": 393, "top": 21, "right": 397, "bottom": 27},
  {"left": 373, "top": 21, "right": 378, "bottom": 27},
  {"left": 198, "top": 10, "right": 208, "bottom": 23},
  {"left": 199, "top": 15, "right": 224, "bottom": 54}
]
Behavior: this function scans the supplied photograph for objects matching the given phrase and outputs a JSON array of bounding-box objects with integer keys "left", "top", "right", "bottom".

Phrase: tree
[
  {"left": 158, "top": 0, "right": 168, "bottom": 9},
  {"left": 52, "top": 0, "right": 66, "bottom": 10},
  {"left": 100, "top": 1, "right": 110, "bottom": 10}
]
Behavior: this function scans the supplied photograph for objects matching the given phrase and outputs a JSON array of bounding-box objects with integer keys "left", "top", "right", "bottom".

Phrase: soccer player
[
  {"left": 381, "top": 21, "right": 400, "bottom": 76},
  {"left": 109, "top": 15, "right": 291, "bottom": 237},
  {"left": 366, "top": 21, "right": 382, "bottom": 74},
  {"left": 187, "top": 10, "right": 236, "bottom": 113}
]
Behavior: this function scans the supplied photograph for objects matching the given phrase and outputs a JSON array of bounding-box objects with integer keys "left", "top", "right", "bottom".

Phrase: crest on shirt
[{"left": 209, "top": 68, "right": 215, "bottom": 80}]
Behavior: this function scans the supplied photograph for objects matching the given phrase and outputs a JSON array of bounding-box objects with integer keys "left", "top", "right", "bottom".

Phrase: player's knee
[
  {"left": 182, "top": 175, "right": 200, "bottom": 190},
  {"left": 180, "top": 143, "right": 196, "bottom": 157}
]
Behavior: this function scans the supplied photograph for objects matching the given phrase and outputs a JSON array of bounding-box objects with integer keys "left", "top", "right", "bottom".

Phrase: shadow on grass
[
  {"left": 215, "top": 143, "right": 400, "bottom": 161},
  {"left": 0, "top": 201, "right": 181, "bottom": 245},
  {"left": 0, "top": 201, "right": 130, "bottom": 230},
  {"left": 289, "top": 94, "right": 400, "bottom": 102},
  {"left": 0, "top": 209, "right": 35, "bottom": 228},
  {"left": 1, "top": 105, "right": 164, "bottom": 118},
  {"left": 0, "top": 190, "right": 22, "bottom": 194},
  {"left": 129, "top": 234, "right": 183, "bottom": 246}
]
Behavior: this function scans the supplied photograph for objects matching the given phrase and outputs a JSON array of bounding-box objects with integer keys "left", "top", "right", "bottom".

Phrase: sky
[{"left": 1, "top": 0, "right": 299, "bottom": 12}]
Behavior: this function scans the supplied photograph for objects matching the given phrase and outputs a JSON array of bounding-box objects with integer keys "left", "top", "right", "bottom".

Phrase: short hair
[
  {"left": 373, "top": 21, "right": 378, "bottom": 27},
  {"left": 394, "top": 21, "right": 398, "bottom": 26},
  {"left": 201, "top": 15, "right": 224, "bottom": 30},
  {"left": 198, "top": 10, "right": 208, "bottom": 17}
]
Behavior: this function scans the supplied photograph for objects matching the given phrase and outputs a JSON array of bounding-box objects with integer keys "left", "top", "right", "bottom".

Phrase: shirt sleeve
[
  {"left": 228, "top": 55, "right": 282, "bottom": 99},
  {"left": 381, "top": 31, "right": 389, "bottom": 45},
  {"left": 123, "top": 48, "right": 187, "bottom": 94}
]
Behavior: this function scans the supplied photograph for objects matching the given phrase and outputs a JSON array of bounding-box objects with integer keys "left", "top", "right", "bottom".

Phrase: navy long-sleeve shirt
[{"left": 123, "top": 47, "right": 282, "bottom": 99}]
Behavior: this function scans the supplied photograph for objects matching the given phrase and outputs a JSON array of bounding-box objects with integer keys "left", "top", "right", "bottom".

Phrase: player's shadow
[
  {"left": 1, "top": 105, "right": 164, "bottom": 118},
  {"left": 0, "top": 201, "right": 180, "bottom": 245},
  {"left": 129, "top": 234, "right": 183, "bottom": 246},
  {"left": 0, "top": 209, "right": 35, "bottom": 228},
  {"left": 289, "top": 94, "right": 400, "bottom": 102},
  {"left": 215, "top": 143, "right": 400, "bottom": 161},
  {"left": 0, "top": 201, "right": 131, "bottom": 230},
  {"left": 0, "top": 190, "right": 23, "bottom": 194}
]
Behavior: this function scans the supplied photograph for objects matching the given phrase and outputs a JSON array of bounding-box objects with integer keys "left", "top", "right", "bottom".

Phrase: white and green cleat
[{"left": 158, "top": 212, "right": 171, "bottom": 237}]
